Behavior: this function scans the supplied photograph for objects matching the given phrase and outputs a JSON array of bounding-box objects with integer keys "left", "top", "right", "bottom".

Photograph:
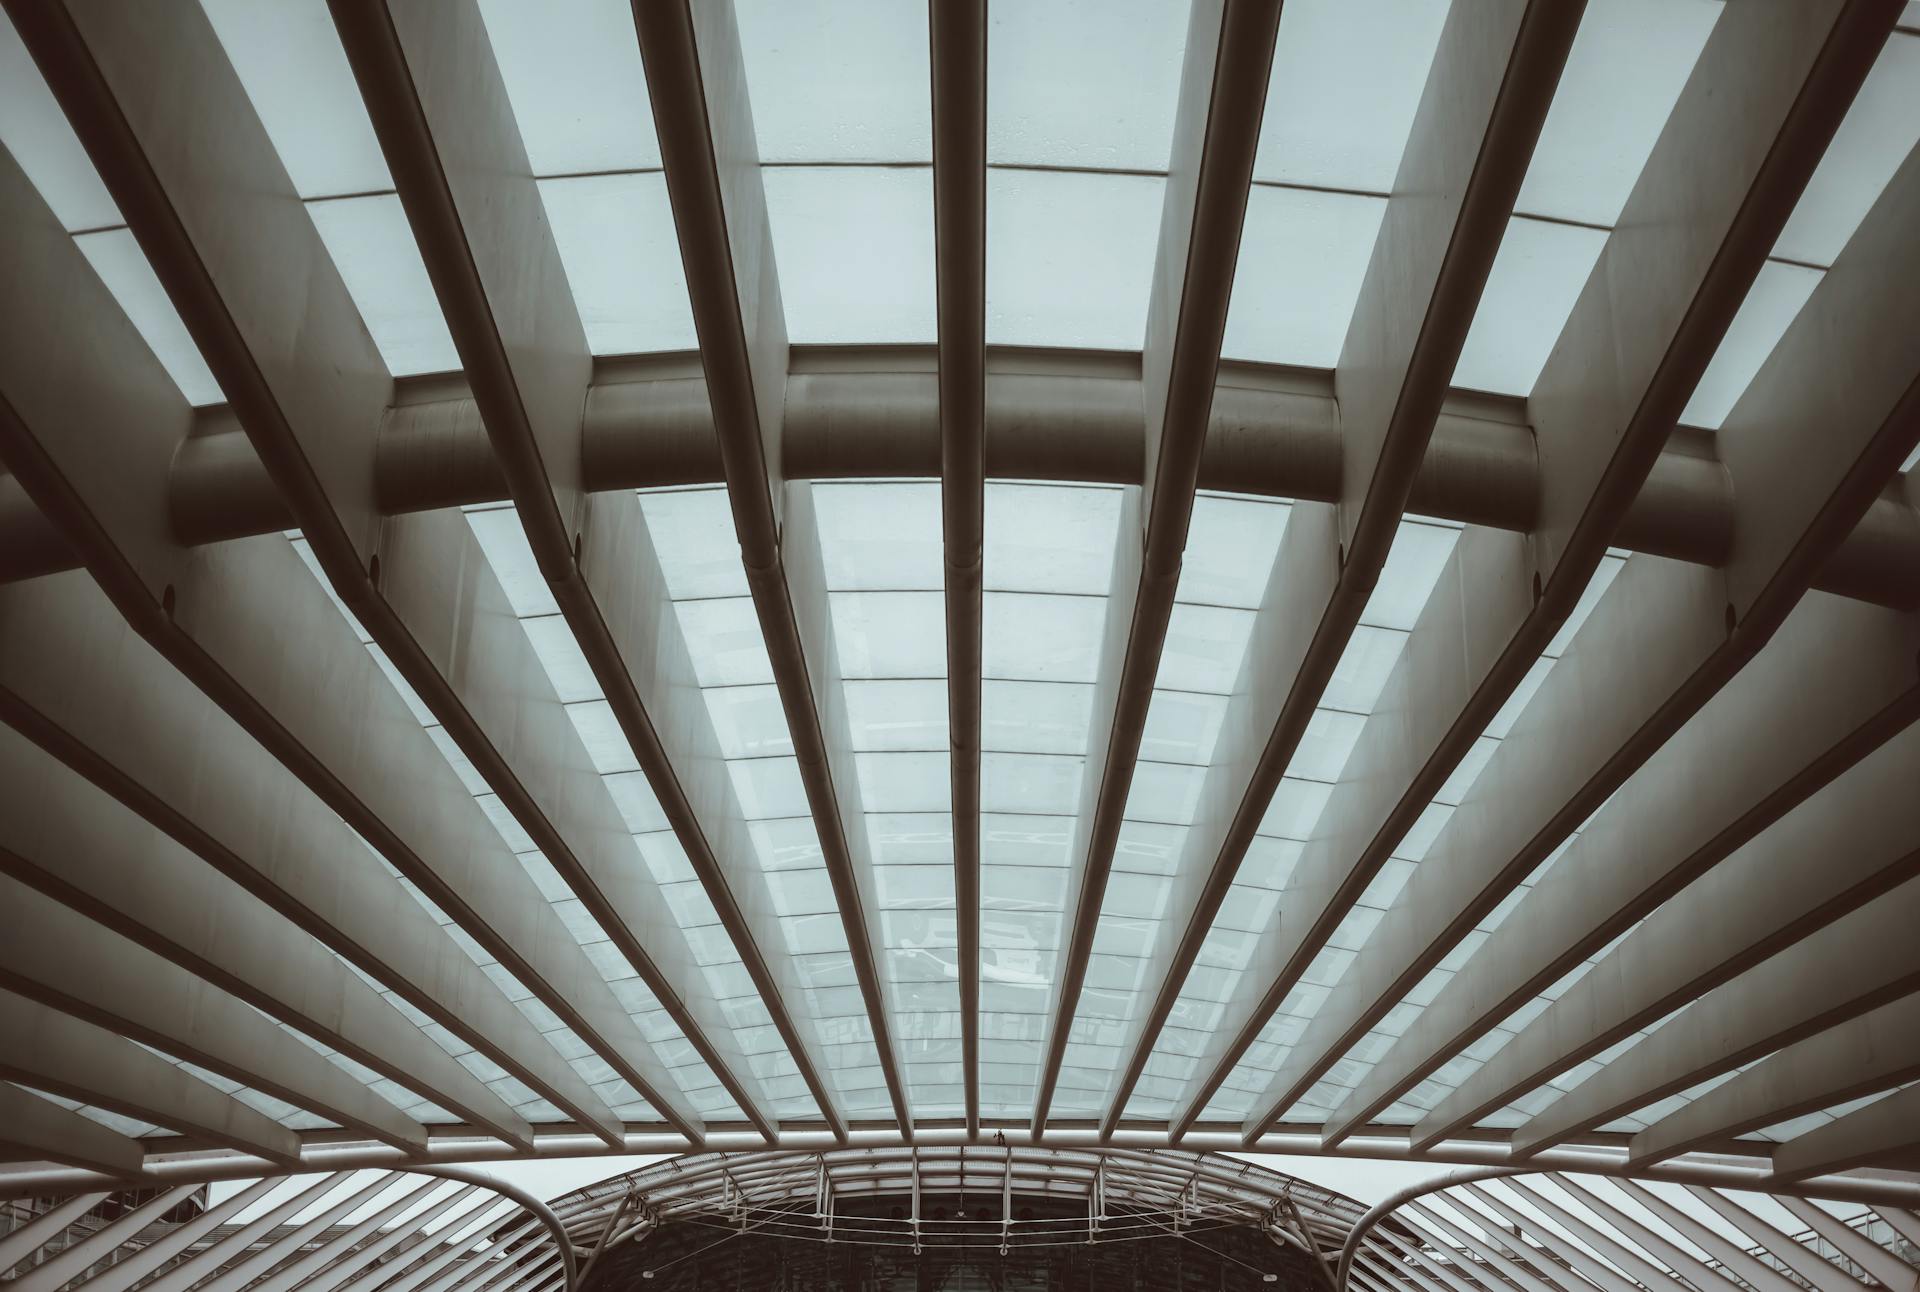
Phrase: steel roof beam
[
  {"left": 0, "top": 876, "right": 429, "bottom": 1152},
  {"left": 4, "top": 1184, "right": 201, "bottom": 1292},
  {"left": 1126, "top": 0, "right": 1581, "bottom": 1135},
  {"left": 0, "top": 139, "right": 622, "bottom": 1147},
  {"left": 1224, "top": 0, "right": 1906, "bottom": 1141},
  {"left": 1029, "top": 0, "right": 1285, "bottom": 1131},
  {"left": 1378, "top": 125, "right": 1920, "bottom": 1143},
  {"left": 1410, "top": 688, "right": 1920, "bottom": 1151},
  {"left": 631, "top": 0, "right": 912, "bottom": 1128},
  {"left": 140, "top": 1174, "right": 357, "bottom": 1292},
  {"left": 0, "top": 567, "right": 615, "bottom": 1147},
  {"left": 198, "top": 1171, "right": 409, "bottom": 1292},
  {"left": 1545, "top": 1176, "right": 1744, "bottom": 1292},
  {"left": 0, "top": 716, "right": 533, "bottom": 1149},
  {"left": 1629, "top": 995, "right": 1920, "bottom": 1167},
  {"left": 12, "top": 364, "right": 1918, "bottom": 608},
  {"left": 2, "top": 0, "right": 696, "bottom": 1142},
  {"left": 573, "top": 491, "right": 853, "bottom": 1135},
  {"left": 931, "top": 0, "right": 987, "bottom": 1137},
  {"left": 0, "top": 1083, "right": 144, "bottom": 1178},
  {"left": 328, "top": 0, "right": 793, "bottom": 1138},
  {"left": 1506, "top": 877, "right": 1920, "bottom": 1156},
  {"left": 296, "top": 1184, "right": 486, "bottom": 1292},
  {"left": 1773, "top": 1086, "right": 1920, "bottom": 1181},
  {"left": 1608, "top": 1180, "right": 1803, "bottom": 1292},
  {"left": 1682, "top": 1186, "right": 1873, "bottom": 1292},
  {"left": 0, "top": 988, "right": 302, "bottom": 1167}
]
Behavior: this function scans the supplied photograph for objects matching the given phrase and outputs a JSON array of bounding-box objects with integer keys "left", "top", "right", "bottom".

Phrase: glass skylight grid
[
  {"left": 1195, "top": 552, "right": 1628, "bottom": 1126},
  {"left": 986, "top": 0, "right": 1190, "bottom": 171},
  {"left": 1148, "top": 519, "right": 1460, "bottom": 1122},
  {"left": 809, "top": 480, "right": 961, "bottom": 1118},
  {"left": 1059, "top": 494, "right": 1291, "bottom": 1118},
  {"left": 973, "top": 482, "right": 1126, "bottom": 1117},
  {"left": 288, "top": 526, "right": 769, "bottom": 1125},
  {"left": 1252, "top": 0, "right": 1451, "bottom": 192},
  {"left": 639, "top": 484, "right": 892, "bottom": 1120}
]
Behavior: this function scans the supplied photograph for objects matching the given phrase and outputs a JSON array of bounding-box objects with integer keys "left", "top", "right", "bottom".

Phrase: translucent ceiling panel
[
  {"left": 763, "top": 168, "right": 935, "bottom": 344},
  {"left": 199, "top": 0, "right": 393, "bottom": 199},
  {"left": 815, "top": 480, "right": 957, "bottom": 1119},
  {"left": 1514, "top": 0, "right": 1723, "bottom": 226},
  {"left": 1146, "top": 520, "right": 1460, "bottom": 1123},
  {"left": 1223, "top": 188, "right": 1386, "bottom": 369},
  {"left": 987, "top": 170, "right": 1163, "bottom": 350},
  {"left": 735, "top": 0, "right": 931, "bottom": 163},
  {"left": 307, "top": 196, "right": 459, "bottom": 376},
  {"left": 74, "top": 231, "right": 224, "bottom": 406},
  {"left": 1774, "top": 33, "right": 1920, "bottom": 267},
  {"left": 987, "top": 0, "right": 1191, "bottom": 170},
  {"left": 478, "top": 0, "right": 659, "bottom": 176},
  {"left": 1254, "top": 0, "right": 1452, "bottom": 191},
  {"left": 639, "top": 485, "right": 883, "bottom": 1120},
  {"left": 540, "top": 174, "right": 697, "bottom": 355},
  {"left": 977, "top": 483, "right": 1126, "bottom": 1117},
  {"left": 0, "top": 8, "right": 122, "bottom": 230},
  {"left": 1680, "top": 260, "right": 1823, "bottom": 429},
  {"left": 1061, "top": 496, "right": 1291, "bottom": 1118},
  {"left": 1451, "top": 217, "right": 1607, "bottom": 396}
]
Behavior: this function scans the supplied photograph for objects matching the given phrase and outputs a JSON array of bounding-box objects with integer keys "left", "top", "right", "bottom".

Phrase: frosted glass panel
[
  {"left": 478, "top": 0, "right": 659, "bottom": 175},
  {"left": 830, "top": 592, "right": 945, "bottom": 679},
  {"left": 983, "top": 593, "right": 1107, "bottom": 682},
  {"left": 1774, "top": 33, "right": 1920, "bottom": 267},
  {"left": 0, "top": 8, "right": 122, "bottom": 230},
  {"left": 736, "top": 0, "right": 931, "bottom": 163},
  {"left": 1179, "top": 495, "right": 1291, "bottom": 609},
  {"left": 200, "top": 0, "right": 392, "bottom": 198},
  {"left": 984, "top": 484, "right": 1125, "bottom": 594},
  {"left": 844, "top": 679, "right": 947, "bottom": 752},
  {"left": 1360, "top": 522, "right": 1458, "bottom": 631},
  {"left": 1254, "top": 0, "right": 1452, "bottom": 190},
  {"left": 1223, "top": 188, "right": 1387, "bottom": 369},
  {"left": 1515, "top": 0, "right": 1723, "bottom": 226},
  {"left": 987, "top": 0, "right": 1190, "bottom": 170},
  {"left": 1452, "top": 217, "right": 1607, "bottom": 396},
  {"left": 308, "top": 195, "right": 459, "bottom": 376},
  {"left": 540, "top": 174, "right": 697, "bottom": 355},
  {"left": 765, "top": 168, "right": 935, "bottom": 343},
  {"left": 1682, "top": 260, "right": 1823, "bottom": 430},
  {"left": 813, "top": 482, "right": 943, "bottom": 590},
  {"left": 981, "top": 681, "right": 1093, "bottom": 755},
  {"left": 987, "top": 170, "right": 1163, "bottom": 349},
  {"left": 637, "top": 488, "right": 747, "bottom": 599},
  {"left": 74, "top": 231, "right": 223, "bottom": 406}
]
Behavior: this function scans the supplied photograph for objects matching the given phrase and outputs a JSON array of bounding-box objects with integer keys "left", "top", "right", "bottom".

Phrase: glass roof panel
[
  {"left": 1451, "top": 217, "right": 1608, "bottom": 397},
  {"left": 736, "top": 0, "right": 931, "bottom": 164},
  {"left": 198, "top": 0, "right": 392, "bottom": 199},
  {"left": 307, "top": 195, "right": 459, "bottom": 376},
  {"left": 986, "top": 169, "right": 1164, "bottom": 349},
  {"left": 539, "top": 173, "right": 697, "bottom": 355},
  {"left": 987, "top": 0, "right": 1190, "bottom": 170},
  {"left": 1253, "top": 0, "right": 1453, "bottom": 191},
  {"left": 1514, "top": 0, "right": 1724, "bottom": 227},
  {"left": 1680, "top": 260, "right": 1823, "bottom": 429},
  {"left": 0, "top": 7, "right": 122, "bottom": 231},
  {"left": 764, "top": 168, "right": 937, "bottom": 344},
  {"left": 1223, "top": 188, "right": 1387, "bottom": 370},
  {"left": 74, "top": 230, "right": 224, "bottom": 406},
  {"left": 1774, "top": 33, "right": 1920, "bottom": 266},
  {"left": 477, "top": 0, "right": 660, "bottom": 176}
]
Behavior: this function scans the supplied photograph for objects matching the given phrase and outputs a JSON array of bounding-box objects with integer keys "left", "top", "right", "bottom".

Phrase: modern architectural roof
[{"left": 1, "top": 0, "right": 1919, "bottom": 1204}]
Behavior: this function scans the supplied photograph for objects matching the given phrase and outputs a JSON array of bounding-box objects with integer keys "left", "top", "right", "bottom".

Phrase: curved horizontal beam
[{"left": 10, "top": 352, "right": 1900, "bottom": 609}]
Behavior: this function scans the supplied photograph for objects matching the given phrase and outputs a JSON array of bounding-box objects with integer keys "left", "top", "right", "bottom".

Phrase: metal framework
[
  {"left": 2, "top": 0, "right": 1919, "bottom": 1209},
  {"left": 0, "top": 1168, "right": 574, "bottom": 1292},
  {"left": 1339, "top": 1170, "right": 1920, "bottom": 1292}
]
